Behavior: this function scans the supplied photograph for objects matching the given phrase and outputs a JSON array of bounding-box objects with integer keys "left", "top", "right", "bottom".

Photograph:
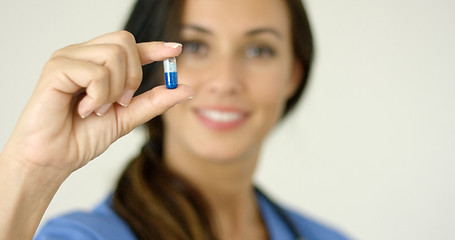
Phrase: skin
[
  {"left": 163, "top": 0, "right": 302, "bottom": 239},
  {"left": 0, "top": 0, "right": 301, "bottom": 239},
  {"left": 0, "top": 32, "right": 194, "bottom": 240}
]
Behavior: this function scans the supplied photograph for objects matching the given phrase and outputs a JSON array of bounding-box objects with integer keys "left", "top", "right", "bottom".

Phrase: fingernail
[
  {"left": 79, "top": 98, "right": 94, "bottom": 118},
  {"left": 164, "top": 42, "right": 182, "bottom": 48},
  {"left": 176, "top": 95, "right": 194, "bottom": 104},
  {"left": 119, "top": 89, "right": 135, "bottom": 107},
  {"left": 95, "top": 103, "right": 112, "bottom": 116},
  {"left": 80, "top": 110, "right": 93, "bottom": 119}
]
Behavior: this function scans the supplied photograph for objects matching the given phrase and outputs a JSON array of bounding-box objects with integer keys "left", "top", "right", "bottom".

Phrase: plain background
[{"left": 1, "top": 0, "right": 454, "bottom": 239}]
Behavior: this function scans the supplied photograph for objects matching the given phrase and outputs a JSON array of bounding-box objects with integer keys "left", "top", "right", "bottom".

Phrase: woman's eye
[
  {"left": 182, "top": 41, "right": 208, "bottom": 56},
  {"left": 245, "top": 46, "right": 276, "bottom": 59}
]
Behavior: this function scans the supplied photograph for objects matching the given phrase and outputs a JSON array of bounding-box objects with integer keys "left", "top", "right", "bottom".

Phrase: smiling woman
[{"left": 0, "top": 0, "right": 350, "bottom": 240}]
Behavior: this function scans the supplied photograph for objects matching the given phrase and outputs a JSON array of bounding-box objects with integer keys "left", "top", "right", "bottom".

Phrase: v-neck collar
[{"left": 256, "top": 189, "right": 296, "bottom": 240}]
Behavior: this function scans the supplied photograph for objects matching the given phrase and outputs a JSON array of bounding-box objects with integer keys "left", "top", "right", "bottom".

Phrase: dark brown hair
[{"left": 113, "top": 0, "right": 314, "bottom": 239}]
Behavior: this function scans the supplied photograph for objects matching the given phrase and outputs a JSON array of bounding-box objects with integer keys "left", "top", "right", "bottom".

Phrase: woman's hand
[
  {"left": 0, "top": 31, "right": 194, "bottom": 240},
  {"left": 2, "top": 31, "right": 193, "bottom": 175}
]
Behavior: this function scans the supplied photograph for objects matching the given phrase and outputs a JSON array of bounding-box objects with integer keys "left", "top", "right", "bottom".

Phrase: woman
[{"left": 0, "top": 0, "right": 349, "bottom": 239}]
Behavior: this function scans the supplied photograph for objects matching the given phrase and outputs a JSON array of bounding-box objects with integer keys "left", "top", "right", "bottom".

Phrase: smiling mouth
[
  {"left": 198, "top": 109, "right": 244, "bottom": 122},
  {"left": 195, "top": 108, "right": 248, "bottom": 130}
]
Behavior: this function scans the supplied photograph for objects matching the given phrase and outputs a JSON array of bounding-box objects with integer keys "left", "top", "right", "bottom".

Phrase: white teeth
[{"left": 199, "top": 109, "right": 243, "bottom": 122}]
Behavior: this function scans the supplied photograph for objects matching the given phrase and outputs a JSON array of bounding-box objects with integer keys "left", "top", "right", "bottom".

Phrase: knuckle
[
  {"left": 148, "top": 90, "right": 171, "bottom": 112},
  {"left": 90, "top": 90, "right": 108, "bottom": 105},
  {"left": 109, "top": 86, "right": 124, "bottom": 102},
  {"left": 128, "top": 69, "right": 143, "bottom": 87},
  {"left": 116, "top": 30, "right": 136, "bottom": 44},
  {"left": 50, "top": 44, "right": 78, "bottom": 59},
  {"left": 42, "top": 56, "right": 65, "bottom": 75},
  {"left": 92, "top": 68, "right": 110, "bottom": 103},
  {"left": 106, "top": 44, "right": 126, "bottom": 60},
  {"left": 92, "top": 65, "right": 110, "bottom": 81},
  {"left": 148, "top": 91, "right": 161, "bottom": 108}
]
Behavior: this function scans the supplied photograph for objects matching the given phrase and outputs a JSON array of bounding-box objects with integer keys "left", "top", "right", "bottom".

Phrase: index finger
[
  {"left": 115, "top": 41, "right": 182, "bottom": 107},
  {"left": 137, "top": 42, "right": 182, "bottom": 66}
]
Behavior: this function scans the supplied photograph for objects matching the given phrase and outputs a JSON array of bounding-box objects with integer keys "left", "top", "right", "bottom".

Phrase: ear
[{"left": 285, "top": 59, "right": 303, "bottom": 99}]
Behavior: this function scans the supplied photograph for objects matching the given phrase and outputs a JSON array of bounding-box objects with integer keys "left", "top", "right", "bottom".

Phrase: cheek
[{"left": 247, "top": 66, "right": 291, "bottom": 111}]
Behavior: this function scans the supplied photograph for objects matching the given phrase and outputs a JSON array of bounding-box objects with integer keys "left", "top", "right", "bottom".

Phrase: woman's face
[{"left": 163, "top": 0, "right": 301, "bottom": 163}]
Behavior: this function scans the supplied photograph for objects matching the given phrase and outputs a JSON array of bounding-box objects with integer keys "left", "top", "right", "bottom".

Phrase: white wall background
[{"left": 0, "top": 0, "right": 454, "bottom": 239}]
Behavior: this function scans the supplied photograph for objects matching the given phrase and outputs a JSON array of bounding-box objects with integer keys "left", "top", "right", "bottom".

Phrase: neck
[{"left": 164, "top": 143, "right": 267, "bottom": 239}]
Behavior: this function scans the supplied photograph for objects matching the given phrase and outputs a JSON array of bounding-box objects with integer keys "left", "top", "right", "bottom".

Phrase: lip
[{"left": 194, "top": 107, "right": 248, "bottom": 131}]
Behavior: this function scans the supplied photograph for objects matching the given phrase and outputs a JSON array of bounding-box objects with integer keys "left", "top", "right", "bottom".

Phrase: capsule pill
[{"left": 163, "top": 57, "right": 178, "bottom": 89}]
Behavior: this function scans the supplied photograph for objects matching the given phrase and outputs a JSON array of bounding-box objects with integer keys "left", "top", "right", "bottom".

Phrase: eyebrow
[
  {"left": 182, "top": 25, "right": 282, "bottom": 39},
  {"left": 182, "top": 24, "right": 212, "bottom": 34},
  {"left": 246, "top": 28, "right": 282, "bottom": 39}
]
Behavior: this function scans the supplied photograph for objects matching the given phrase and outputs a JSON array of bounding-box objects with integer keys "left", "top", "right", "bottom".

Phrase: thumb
[{"left": 116, "top": 84, "right": 194, "bottom": 135}]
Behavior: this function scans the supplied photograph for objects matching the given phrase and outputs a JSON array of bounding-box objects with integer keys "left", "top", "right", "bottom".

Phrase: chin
[
  {"left": 191, "top": 141, "right": 260, "bottom": 164},
  {"left": 201, "top": 152, "right": 243, "bottom": 163}
]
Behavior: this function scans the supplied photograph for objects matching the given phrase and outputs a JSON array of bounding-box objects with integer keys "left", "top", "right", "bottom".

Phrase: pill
[{"left": 163, "top": 57, "right": 178, "bottom": 89}]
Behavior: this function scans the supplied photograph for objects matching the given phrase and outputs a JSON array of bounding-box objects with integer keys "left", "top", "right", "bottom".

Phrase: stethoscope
[{"left": 254, "top": 186, "right": 305, "bottom": 240}]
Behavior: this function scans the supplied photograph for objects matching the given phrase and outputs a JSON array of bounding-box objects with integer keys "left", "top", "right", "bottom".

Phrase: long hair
[{"left": 113, "top": 0, "right": 314, "bottom": 239}]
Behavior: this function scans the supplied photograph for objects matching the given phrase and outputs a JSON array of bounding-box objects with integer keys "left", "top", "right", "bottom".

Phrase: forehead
[{"left": 182, "top": 0, "right": 291, "bottom": 36}]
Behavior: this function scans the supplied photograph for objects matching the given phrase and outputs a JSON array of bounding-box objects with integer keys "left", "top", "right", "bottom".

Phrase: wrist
[
  {"left": 0, "top": 150, "right": 69, "bottom": 190},
  {"left": 0, "top": 152, "right": 68, "bottom": 240}
]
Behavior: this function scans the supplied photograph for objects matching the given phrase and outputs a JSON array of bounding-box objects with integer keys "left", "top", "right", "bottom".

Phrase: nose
[{"left": 204, "top": 54, "right": 244, "bottom": 96}]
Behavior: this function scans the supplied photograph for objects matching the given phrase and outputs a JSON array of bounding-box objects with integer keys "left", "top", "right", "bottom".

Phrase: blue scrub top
[{"left": 34, "top": 192, "right": 350, "bottom": 240}]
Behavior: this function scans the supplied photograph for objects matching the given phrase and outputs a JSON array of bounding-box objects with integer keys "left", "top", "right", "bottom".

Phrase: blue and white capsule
[{"left": 163, "top": 57, "right": 178, "bottom": 89}]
